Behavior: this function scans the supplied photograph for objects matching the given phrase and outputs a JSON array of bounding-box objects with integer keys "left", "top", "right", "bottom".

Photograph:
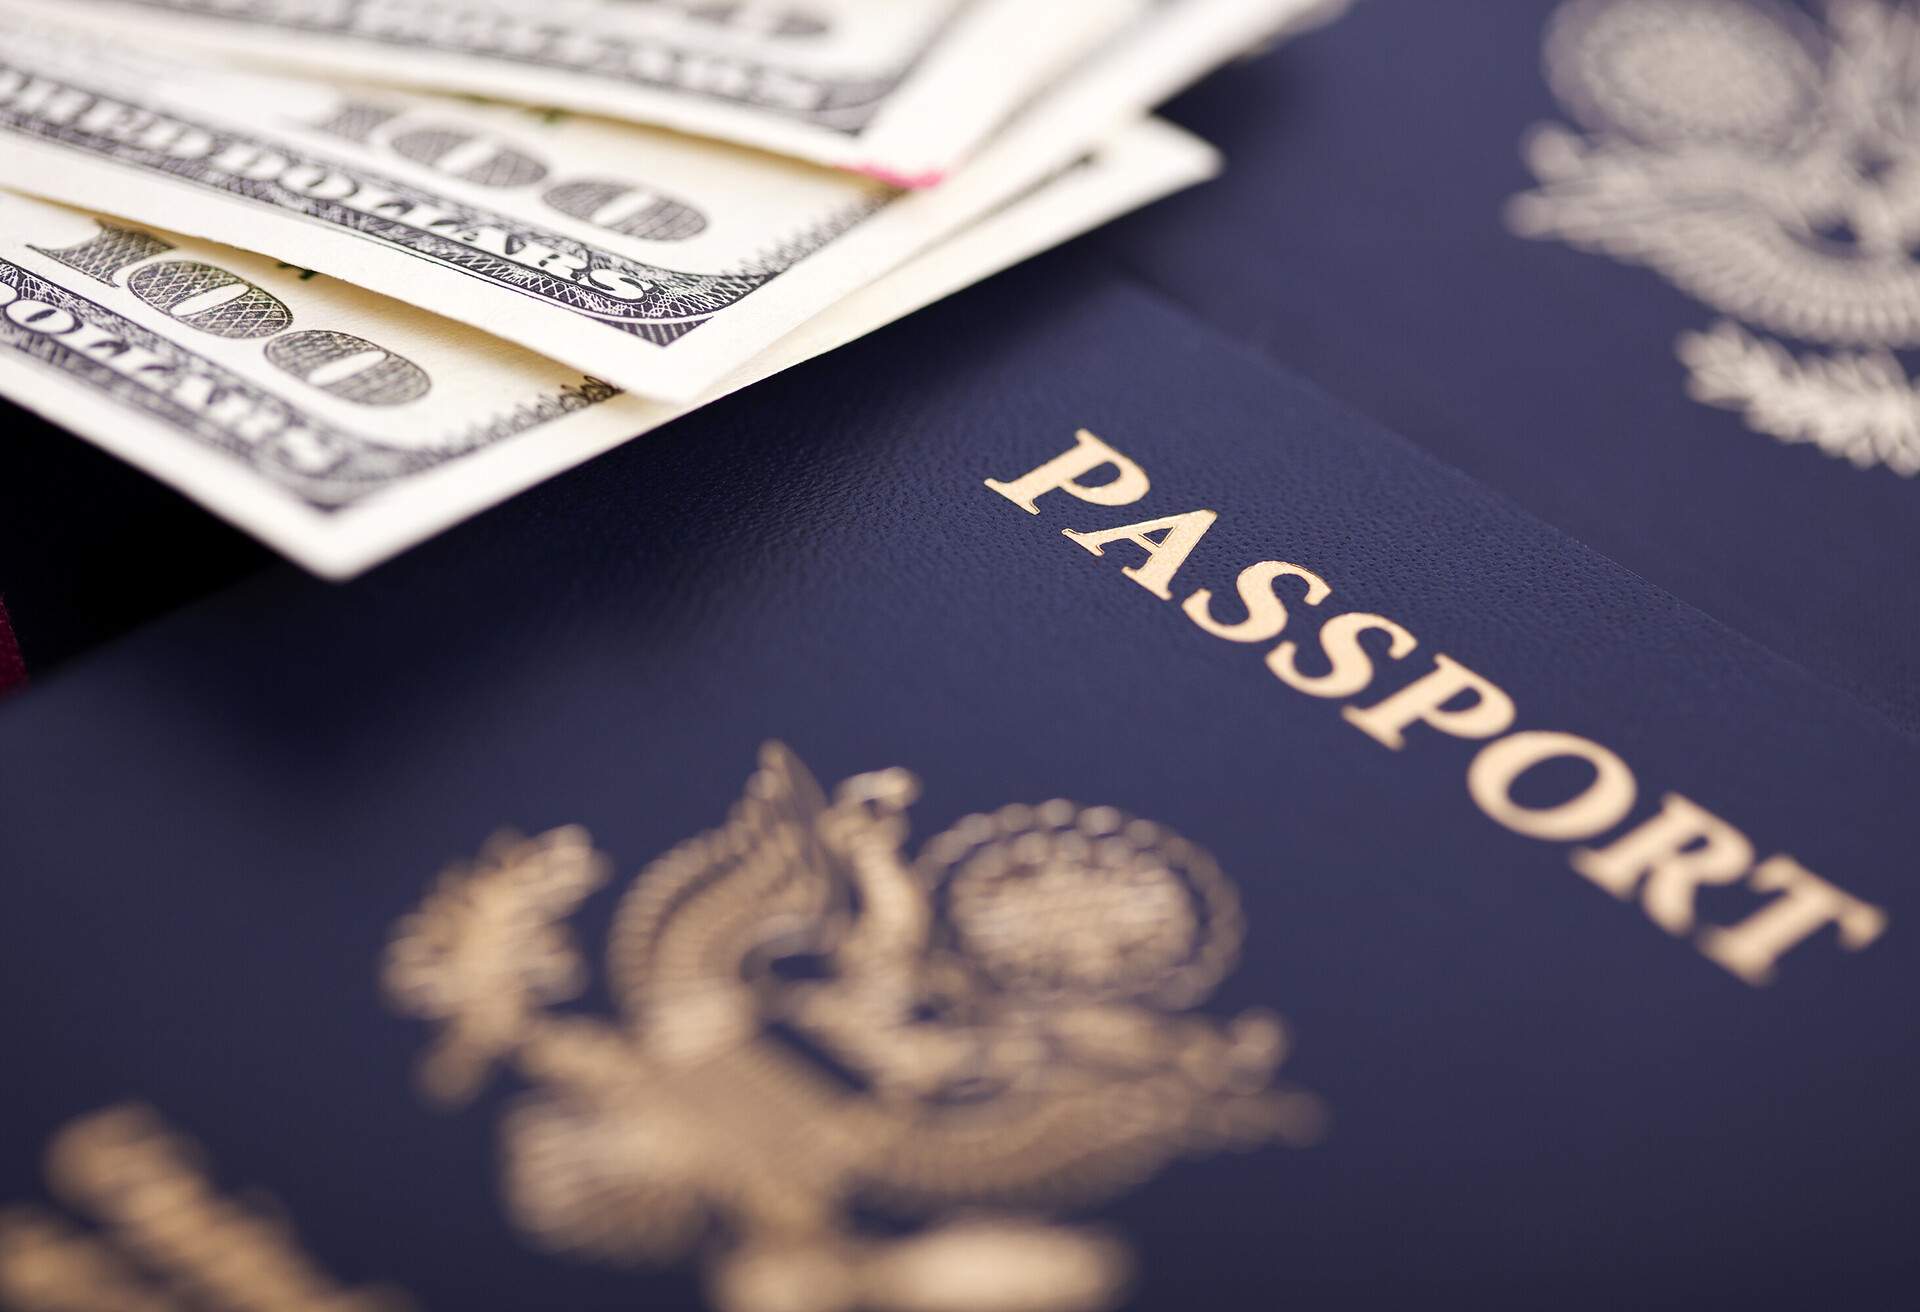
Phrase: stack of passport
[{"left": 1, "top": 3, "right": 1915, "bottom": 1310}]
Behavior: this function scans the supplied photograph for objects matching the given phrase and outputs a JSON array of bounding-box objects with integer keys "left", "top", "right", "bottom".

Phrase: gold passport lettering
[
  {"left": 986, "top": 429, "right": 1889, "bottom": 985},
  {"left": 0, "top": 1106, "right": 411, "bottom": 1312},
  {"left": 385, "top": 746, "right": 1324, "bottom": 1312}
]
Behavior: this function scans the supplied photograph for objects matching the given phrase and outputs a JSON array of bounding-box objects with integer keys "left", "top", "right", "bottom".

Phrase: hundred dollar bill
[
  {"left": 0, "top": 0, "right": 1334, "bottom": 403},
  {"left": 0, "top": 119, "right": 1218, "bottom": 579},
  {"left": 4, "top": 0, "right": 1139, "bottom": 184}
]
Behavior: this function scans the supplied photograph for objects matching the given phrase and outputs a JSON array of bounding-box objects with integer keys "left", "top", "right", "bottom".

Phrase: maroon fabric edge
[{"left": 0, "top": 596, "right": 25, "bottom": 698}]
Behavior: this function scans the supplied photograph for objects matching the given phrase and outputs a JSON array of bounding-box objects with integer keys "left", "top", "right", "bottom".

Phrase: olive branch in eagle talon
[
  {"left": 383, "top": 743, "right": 1323, "bottom": 1312},
  {"left": 382, "top": 827, "right": 608, "bottom": 1105}
]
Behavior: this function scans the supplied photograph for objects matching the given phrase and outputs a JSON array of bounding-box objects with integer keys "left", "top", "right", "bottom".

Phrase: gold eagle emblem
[
  {"left": 1510, "top": 0, "right": 1920, "bottom": 474},
  {"left": 384, "top": 744, "right": 1321, "bottom": 1312}
]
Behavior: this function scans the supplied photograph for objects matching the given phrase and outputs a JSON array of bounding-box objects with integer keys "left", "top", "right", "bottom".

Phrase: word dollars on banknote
[
  {"left": 0, "top": 121, "right": 1218, "bottom": 577},
  {"left": 5, "top": 0, "right": 1138, "bottom": 184},
  {"left": 0, "top": 1, "right": 1333, "bottom": 401}
]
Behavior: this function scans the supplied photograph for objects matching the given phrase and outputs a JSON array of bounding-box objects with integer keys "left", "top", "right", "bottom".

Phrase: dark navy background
[
  {"left": 1, "top": 263, "right": 1914, "bottom": 1309},
  {"left": 0, "top": 398, "right": 266, "bottom": 673},
  {"left": 1098, "top": 0, "right": 1920, "bottom": 739}
]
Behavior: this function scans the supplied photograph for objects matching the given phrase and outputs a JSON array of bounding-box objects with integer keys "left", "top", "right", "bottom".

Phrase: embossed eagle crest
[
  {"left": 384, "top": 745, "right": 1319, "bottom": 1312},
  {"left": 1509, "top": 0, "right": 1920, "bottom": 474}
]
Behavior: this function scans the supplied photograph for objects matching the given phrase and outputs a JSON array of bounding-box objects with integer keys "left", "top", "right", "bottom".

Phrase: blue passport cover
[
  {"left": 1097, "top": 0, "right": 1920, "bottom": 740},
  {"left": 0, "top": 263, "right": 1913, "bottom": 1310}
]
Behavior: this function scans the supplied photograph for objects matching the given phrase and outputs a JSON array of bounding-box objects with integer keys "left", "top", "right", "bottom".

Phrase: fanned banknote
[
  {"left": 0, "top": 0, "right": 1334, "bottom": 402},
  {"left": 0, "top": 0, "right": 1140, "bottom": 184},
  {"left": 0, "top": 119, "right": 1217, "bottom": 577}
]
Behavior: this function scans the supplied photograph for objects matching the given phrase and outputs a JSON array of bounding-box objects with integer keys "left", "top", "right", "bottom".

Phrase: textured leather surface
[
  {"left": 1095, "top": 0, "right": 1920, "bottom": 739},
  {"left": 0, "top": 260, "right": 1912, "bottom": 1309}
]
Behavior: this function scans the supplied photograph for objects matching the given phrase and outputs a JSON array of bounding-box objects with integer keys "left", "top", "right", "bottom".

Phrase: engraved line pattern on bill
[
  {"left": 0, "top": 253, "right": 619, "bottom": 510},
  {"left": 0, "top": 60, "right": 896, "bottom": 346},
  {"left": 0, "top": 117, "right": 1221, "bottom": 575},
  {"left": 89, "top": 0, "right": 971, "bottom": 135}
]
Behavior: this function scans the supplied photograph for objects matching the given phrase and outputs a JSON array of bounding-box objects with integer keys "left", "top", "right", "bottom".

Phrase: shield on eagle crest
[{"left": 384, "top": 744, "right": 1321, "bottom": 1312}]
